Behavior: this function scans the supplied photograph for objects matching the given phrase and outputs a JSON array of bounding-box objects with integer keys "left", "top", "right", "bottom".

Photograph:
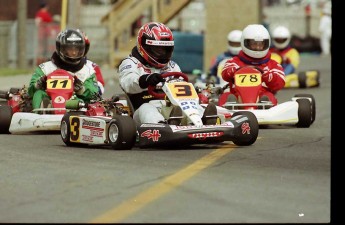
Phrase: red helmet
[{"left": 137, "top": 22, "right": 174, "bottom": 68}]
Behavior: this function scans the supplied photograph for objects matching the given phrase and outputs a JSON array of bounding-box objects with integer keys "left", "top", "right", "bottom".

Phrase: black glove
[
  {"left": 139, "top": 73, "right": 165, "bottom": 89},
  {"left": 35, "top": 76, "right": 47, "bottom": 90},
  {"left": 74, "top": 77, "right": 85, "bottom": 95}
]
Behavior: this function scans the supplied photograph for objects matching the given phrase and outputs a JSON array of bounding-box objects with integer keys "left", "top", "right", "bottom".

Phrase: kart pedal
[
  {"left": 167, "top": 106, "right": 183, "bottom": 126},
  {"left": 202, "top": 102, "right": 218, "bottom": 125}
]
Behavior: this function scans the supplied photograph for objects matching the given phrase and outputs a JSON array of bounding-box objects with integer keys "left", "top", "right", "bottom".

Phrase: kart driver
[
  {"left": 209, "top": 29, "right": 242, "bottom": 77},
  {"left": 28, "top": 28, "right": 99, "bottom": 110},
  {"left": 118, "top": 22, "right": 217, "bottom": 125},
  {"left": 269, "top": 25, "right": 300, "bottom": 76},
  {"left": 221, "top": 24, "right": 285, "bottom": 105}
]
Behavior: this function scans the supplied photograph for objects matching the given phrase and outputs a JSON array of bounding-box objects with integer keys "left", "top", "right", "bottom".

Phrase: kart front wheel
[
  {"left": 294, "top": 93, "right": 315, "bottom": 124},
  {"left": 231, "top": 111, "right": 259, "bottom": 146},
  {"left": 60, "top": 113, "right": 80, "bottom": 146},
  {"left": 296, "top": 98, "right": 312, "bottom": 128},
  {"left": 0, "top": 105, "right": 13, "bottom": 134},
  {"left": 108, "top": 115, "right": 136, "bottom": 150}
]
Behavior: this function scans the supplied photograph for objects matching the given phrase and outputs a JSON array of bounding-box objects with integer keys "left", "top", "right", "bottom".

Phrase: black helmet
[{"left": 56, "top": 29, "right": 86, "bottom": 65}]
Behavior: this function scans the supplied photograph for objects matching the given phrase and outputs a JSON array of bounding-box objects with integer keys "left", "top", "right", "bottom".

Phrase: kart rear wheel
[
  {"left": 296, "top": 98, "right": 312, "bottom": 128},
  {"left": 108, "top": 115, "right": 136, "bottom": 150},
  {"left": 60, "top": 113, "right": 80, "bottom": 146},
  {"left": 298, "top": 71, "right": 307, "bottom": 88},
  {"left": 231, "top": 111, "right": 259, "bottom": 146},
  {"left": 0, "top": 105, "right": 13, "bottom": 134},
  {"left": 294, "top": 94, "right": 315, "bottom": 124},
  {"left": 298, "top": 70, "right": 320, "bottom": 88}
]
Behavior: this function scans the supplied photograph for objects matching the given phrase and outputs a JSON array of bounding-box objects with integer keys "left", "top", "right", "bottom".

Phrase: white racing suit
[
  {"left": 118, "top": 55, "right": 182, "bottom": 124},
  {"left": 319, "top": 14, "right": 332, "bottom": 56}
]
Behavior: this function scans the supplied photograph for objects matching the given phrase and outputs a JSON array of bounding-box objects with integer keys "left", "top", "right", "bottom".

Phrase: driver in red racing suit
[
  {"left": 118, "top": 22, "right": 217, "bottom": 125},
  {"left": 221, "top": 24, "right": 285, "bottom": 105}
]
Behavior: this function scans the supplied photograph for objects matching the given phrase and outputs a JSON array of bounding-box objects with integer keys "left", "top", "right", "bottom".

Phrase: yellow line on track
[{"left": 90, "top": 144, "right": 236, "bottom": 223}]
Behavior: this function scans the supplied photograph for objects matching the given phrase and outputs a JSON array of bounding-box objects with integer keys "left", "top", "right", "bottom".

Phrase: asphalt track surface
[{"left": 0, "top": 54, "right": 332, "bottom": 223}]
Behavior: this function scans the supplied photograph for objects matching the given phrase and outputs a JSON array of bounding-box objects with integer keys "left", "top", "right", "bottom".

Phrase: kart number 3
[
  {"left": 234, "top": 73, "right": 261, "bottom": 87},
  {"left": 167, "top": 83, "right": 198, "bottom": 99}
]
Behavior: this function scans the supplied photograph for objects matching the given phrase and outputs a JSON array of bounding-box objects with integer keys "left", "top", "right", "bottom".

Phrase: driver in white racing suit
[{"left": 118, "top": 22, "right": 216, "bottom": 125}]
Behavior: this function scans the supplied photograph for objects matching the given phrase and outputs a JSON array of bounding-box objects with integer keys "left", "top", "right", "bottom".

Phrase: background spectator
[
  {"left": 318, "top": 1, "right": 332, "bottom": 56},
  {"left": 35, "top": 2, "right": 53, "bottom": 26}
]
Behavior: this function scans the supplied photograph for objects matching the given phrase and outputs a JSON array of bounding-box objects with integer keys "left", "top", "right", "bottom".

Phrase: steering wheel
[{"left": 148, "top": 72, "right": 189, "bottom": 99}]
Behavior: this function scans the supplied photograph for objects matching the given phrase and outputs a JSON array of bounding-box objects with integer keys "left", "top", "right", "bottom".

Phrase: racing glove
[
  {"left": 74, "top": 77, "right": 85, "bottom": 95},
  {"left": 35, "top": 76, "right": 47, "bottom": 90},
  {"left": 262, "top": 68, "right": 273, "bottom": 84},
  {"left": 139, "top": 73, "right": 165, "bottom": 89}
]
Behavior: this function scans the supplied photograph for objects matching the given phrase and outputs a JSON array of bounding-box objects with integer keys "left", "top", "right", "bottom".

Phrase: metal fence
[{"left": 0, "top": 20, "right": 60, "bottom": 68}]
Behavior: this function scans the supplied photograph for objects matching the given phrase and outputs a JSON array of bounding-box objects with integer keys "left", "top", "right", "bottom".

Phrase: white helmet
[
  {"left": 272, "top": 26, "right": 291, "bottom": 49},
  {"left": 241, "top": 24, "right": 270, "bottom": 59},
  {"left": 227, "top": 30, "right": 242, "bottom": 55}
]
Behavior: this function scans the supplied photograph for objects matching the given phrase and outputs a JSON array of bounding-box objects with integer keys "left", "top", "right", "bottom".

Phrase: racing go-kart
[
  {"left": 60, "top": 72, "right": 259, "bottom": 150},
  {"left": 0, "top": 69, "right": 75, "bottom": 134},
  {"left": 194, "top": 54, "right": 320, "bottom": 89},
  {"left": 199, "top": 66, "right": 315, "bottom": 128},
  {"left": 60, "top": 95, "right": 137, "bottom": 150}
]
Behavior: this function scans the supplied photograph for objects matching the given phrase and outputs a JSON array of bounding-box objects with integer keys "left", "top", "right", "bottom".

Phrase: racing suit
[
  {"left": 118, "top": 47, "right": 181, "bottom": 124},
  {"left": 270, "top": 46, "right": 300, "bottom": 75},
  {"left": 221, "top": 50, "right": 285, "bottom": 105},
  {"left": 209, "top": 50, "right": 236, "bottom": 77},
  {"left": 28, "top": 52, "right": 99, "bottom": 109},
  {"left": 319, "top": 13, "right": 332, "bottom": 56},
  {"left": 86, "top": 59, "right": 105, "bottom": 95}
]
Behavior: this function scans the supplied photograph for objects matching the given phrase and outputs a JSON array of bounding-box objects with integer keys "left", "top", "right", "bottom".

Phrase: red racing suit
[{"left": 221, "top": 50, "right": 285, "bottom": 105}]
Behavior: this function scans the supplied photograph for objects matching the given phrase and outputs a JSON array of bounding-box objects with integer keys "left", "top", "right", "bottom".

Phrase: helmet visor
[
  {"left": 244, "top": 39, "right": 270, "bottom": 51},
  {"left": 61, "top": 44, "right": 85, "bottom": 59},
  {"left": 274, "top": 38, "right": 288, "bottom": 44},
  {"left": 144, "top": 40, "right": 174, "bottom": 64},
  {"left": 228, "top": 41, "right": 241, "bottom": 47}
]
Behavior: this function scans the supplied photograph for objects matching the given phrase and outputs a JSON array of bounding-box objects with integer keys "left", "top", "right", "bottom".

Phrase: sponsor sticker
[{"left": 141, "top": 129, "right": 161, "bottom": 142}]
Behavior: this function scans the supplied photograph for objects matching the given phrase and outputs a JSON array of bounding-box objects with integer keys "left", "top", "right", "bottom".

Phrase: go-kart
[
  {"left": 60, "top": 72, "right": 259, "bottom": 149},
  {"left": 0, "top": 69, "right": 75, "bottom": 134},
  {"left": 141, "top": 72, "right": 259, "bottom": 147},
  {"left": 270, "top": 52, "right": 320, "bottom": 88},
  {"left": 194, "top": 54, "right": 320, "bottom": 90},
  {"left": 60, "top": 95, "right": 137, "bottom": 150},
  {"left": 199, "top": 66, "right": 315, "bottom": 128}
]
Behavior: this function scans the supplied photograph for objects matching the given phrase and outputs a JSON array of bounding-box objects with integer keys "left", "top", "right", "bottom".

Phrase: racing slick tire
[
  {"left": 108, "top": 115, "right": 136, "bottom": 150},
  {"left": 294, "top": 94, "right": 315, "bottom": 125},
  {"left": 60, "top": 112, "right": 82, "bottom": 147},
  {"left": 298, "top": 70, "right": 320, "bottom": 88},
  {"left": 296, "top": 98, "right": 312, "bottom": 128},
  {"left": 0, "top": 105, "right": 13, "bottom": 134},
  {"left": 231, "top": 111, "right": 259, "bottom": 146}
]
